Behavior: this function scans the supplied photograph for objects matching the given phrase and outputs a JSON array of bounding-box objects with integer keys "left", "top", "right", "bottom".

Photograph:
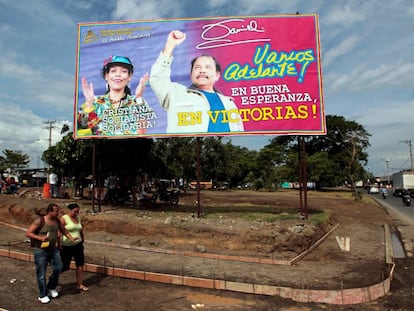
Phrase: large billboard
[{"left": 74, "top": 14, "right": 325, "bottom": 139}]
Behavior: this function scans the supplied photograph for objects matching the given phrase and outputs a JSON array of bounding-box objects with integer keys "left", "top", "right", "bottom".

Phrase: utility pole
[
  {"left": 43, "top": 120, "right": 56, "bottom": 181},
  {"left": 386, "top": 158, "right": 390, "bottom": 185},
  {"left": 400, "top": 140, "right": 413, "bottom": 172},
  {"left": 381, "top": 158, "right": 390, "bottom": 185},
  {"left": 44, "top": 121, "right": 56, "bottom": 150}
]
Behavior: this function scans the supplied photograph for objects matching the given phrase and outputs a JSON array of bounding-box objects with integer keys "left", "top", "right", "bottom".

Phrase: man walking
[
  {"left": 26, "top": 204, "right": 76, "bottom": 304},
  {"left": 49, "top": 172, "right": 59, "bottom": 198}
]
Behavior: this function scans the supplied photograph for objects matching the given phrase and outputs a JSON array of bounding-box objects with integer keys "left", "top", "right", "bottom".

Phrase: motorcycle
[
  {"left": 382, "top": 190, "right": 388, "bottom": 199},
  {"left": 402, "top": 194, "right": 411, "bottom": 206},
  {"left": 151, "top": 188, "right": 179, "bottom": 205}
]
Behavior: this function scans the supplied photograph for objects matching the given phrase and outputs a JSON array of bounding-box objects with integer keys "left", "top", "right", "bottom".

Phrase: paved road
[{"left": 370, "top": 192, "right": 414, "bottom": 225}]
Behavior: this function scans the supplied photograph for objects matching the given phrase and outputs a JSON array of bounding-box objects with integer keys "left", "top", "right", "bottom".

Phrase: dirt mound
[{"left": 1, "top": 189, "right": 338, "bottom": 259}]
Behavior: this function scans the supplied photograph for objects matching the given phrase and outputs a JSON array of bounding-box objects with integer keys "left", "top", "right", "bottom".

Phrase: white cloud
[
  {"left": 323, "top": 34, "right": 361, "bottom": 67},
  {"left": 327, "top": 60, "right": 414, "bottom": 92},
  {"left": 0, "top": 106, "right": 49, "bottom": 167},
  {"left": 0, "top": 55, "right": 74, "bottom": 115},
  {"left": 0, "top": 112, "right": 42, "bottom": 145},
  {"left": 324, "top": 4, "right": 365, "bottom": 26},
  {"left": 113, "top": 0, "right": 186, "bottom": 20},
  {"left": 0, "top": 24, "right": 11, "bottom": 35},
  {"left": 356, "top": 97, "right": 414, "bottom": 173},
  {"left": 0, "top": 0, "right": 74, "bottom": 27},
  {"left": 0, "top": 57, "right": 37, "bottom": 78}
]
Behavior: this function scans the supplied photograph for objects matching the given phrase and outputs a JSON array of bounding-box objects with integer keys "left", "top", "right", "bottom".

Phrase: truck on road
[{"left": 392, "top": 171, "right": 414, "bottom": 197}]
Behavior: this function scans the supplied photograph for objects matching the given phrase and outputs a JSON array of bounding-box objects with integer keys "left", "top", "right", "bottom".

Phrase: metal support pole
[
  {"left": 298, "top": 136, "right": 308, "bottom": 219},
  {"left": 298, "top": 137, "right": 303, "bottom": 217},
  {"left": 91, "top": 142, "right": 96, "bottom": 212},
  {"left": 302, "top": 138, "right": 308, "bottom": 219},
  {"left": 196, "top": 138, "right": 201, "bottom": 218},
  {"left": 97, "top": 152, "right": 102, "bottom": 212}
]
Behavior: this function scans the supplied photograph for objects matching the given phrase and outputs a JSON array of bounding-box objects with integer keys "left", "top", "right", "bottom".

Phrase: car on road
[{"left": 369, "top": 186, "right": 379, "bottom": 194}]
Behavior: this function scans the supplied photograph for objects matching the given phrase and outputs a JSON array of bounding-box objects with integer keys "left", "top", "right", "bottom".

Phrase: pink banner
[{"left": 74, "top": 14, "right": 325, "bottom": 139}]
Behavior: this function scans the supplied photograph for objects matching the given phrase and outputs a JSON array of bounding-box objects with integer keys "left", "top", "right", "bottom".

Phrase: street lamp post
[
  {"left": 386, "top": 159, "right": 390, "bottom": 185},
  {"left": 400, "top": 140, "right": 413, "bottom": 172}
]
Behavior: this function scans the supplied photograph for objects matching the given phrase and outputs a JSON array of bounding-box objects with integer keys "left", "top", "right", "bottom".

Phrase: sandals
[{"left": 78, "top": 285, "right": 89, "bottom": 291}]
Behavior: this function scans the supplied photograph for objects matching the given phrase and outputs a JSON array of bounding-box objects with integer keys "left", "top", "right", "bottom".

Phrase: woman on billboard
[{"left": 78, "top": 55, "right": 156, "bottom": 136}]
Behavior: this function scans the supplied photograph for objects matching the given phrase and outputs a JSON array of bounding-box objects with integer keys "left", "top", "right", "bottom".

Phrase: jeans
[
  {"left": 33, "top": 248, "right": 63, "bottom": 298},
  {"left": 50, "top": 184, "right": 59, "bottom": 198}
]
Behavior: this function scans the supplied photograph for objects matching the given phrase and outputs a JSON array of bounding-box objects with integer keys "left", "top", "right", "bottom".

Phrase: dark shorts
[{"left": 61, "top": 242, "right": 85, "bottom": 271}]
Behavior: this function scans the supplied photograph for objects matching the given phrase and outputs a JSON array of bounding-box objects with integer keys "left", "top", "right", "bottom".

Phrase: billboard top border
[{"left": 77, "top": 13, "right": 319, "bottom": 27}]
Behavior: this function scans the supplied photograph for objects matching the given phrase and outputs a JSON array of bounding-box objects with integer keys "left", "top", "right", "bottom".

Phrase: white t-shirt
[{"left": 49, "top": 173, "right": 58, "bottom": 185}]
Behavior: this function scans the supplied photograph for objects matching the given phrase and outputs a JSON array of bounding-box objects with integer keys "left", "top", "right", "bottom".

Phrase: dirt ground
[{"left": 0, "top": 188, "right": 414, "bottom": 310}]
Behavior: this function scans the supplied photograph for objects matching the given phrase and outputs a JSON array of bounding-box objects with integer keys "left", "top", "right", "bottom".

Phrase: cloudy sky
[{"left": 0, "top": 0, "right": 413, "bottom": 177}]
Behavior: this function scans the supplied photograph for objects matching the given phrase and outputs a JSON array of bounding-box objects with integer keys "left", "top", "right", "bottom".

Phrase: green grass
[
  {"left": 176, "top": 204, "right": 328, "bottom": 224},
  {"left": 309, "top": 212, "right": 329, "bottom": 226},
  {"left": 150, "top": 189, "right": 341, "bottom": 226}
]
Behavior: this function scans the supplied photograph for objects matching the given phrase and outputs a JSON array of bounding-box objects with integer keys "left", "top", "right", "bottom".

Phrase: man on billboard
[{"left": 150, "top": 30, "right": 244, "bottom": 134}]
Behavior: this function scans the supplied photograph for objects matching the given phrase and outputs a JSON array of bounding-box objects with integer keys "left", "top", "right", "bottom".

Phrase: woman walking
[{"left": 60, "top": 203, "right": 88, "bottom": 291}]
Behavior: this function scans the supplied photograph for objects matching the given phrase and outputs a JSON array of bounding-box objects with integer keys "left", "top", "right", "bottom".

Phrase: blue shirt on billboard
[{"left": 200, "top": 90, "right": 230, "bottom": 133}]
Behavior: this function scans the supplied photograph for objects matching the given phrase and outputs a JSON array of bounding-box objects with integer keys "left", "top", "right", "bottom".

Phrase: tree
[
  {"left": 42, "top": 133, "right": 93, "bottom": 179},
  {"left": 255, "top": 144, "right": 287, "bottom": 190},
  {"left": 338, "top": 124, "right": 370, "bottom": 198},
  {"left": 306, "top": 151, "right": 340, "bottom": 187},
  {"left": 200, "top": 137, "right": 227, "bottom": 183},
  {"left": 262, "top": 115, "right": 371, "bottom": 189},
  {"left": 0, "top": 149, "right": 30, "bottom": 172},
  {"left": 149, "top": 137, "right": 197, "bottom": 181},
  {"left": 61, "top": 123, "right": 70, "bottom": 134},
  {"left": 43, "top": 133, "right": 158, "bottom": 183},
  {"left": 321, "top": 116, "right": 370, "bottom": 193},
  {"left": 40, "top": 115, "right": 371, "bottom": 193},
  {"left": 222, "top": 142, "right": 257, "bottom": 188}
]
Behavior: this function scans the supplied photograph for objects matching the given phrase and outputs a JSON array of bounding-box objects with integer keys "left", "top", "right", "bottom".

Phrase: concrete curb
[
  {"left": 0, "top": 248, "right": 394, "bottom": 304},
  {"left": 371, "top": 195, "right": 414, "bottom": 258},
  {"left": 0, "top": 220, "right": 394, "bottom": 305}
]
